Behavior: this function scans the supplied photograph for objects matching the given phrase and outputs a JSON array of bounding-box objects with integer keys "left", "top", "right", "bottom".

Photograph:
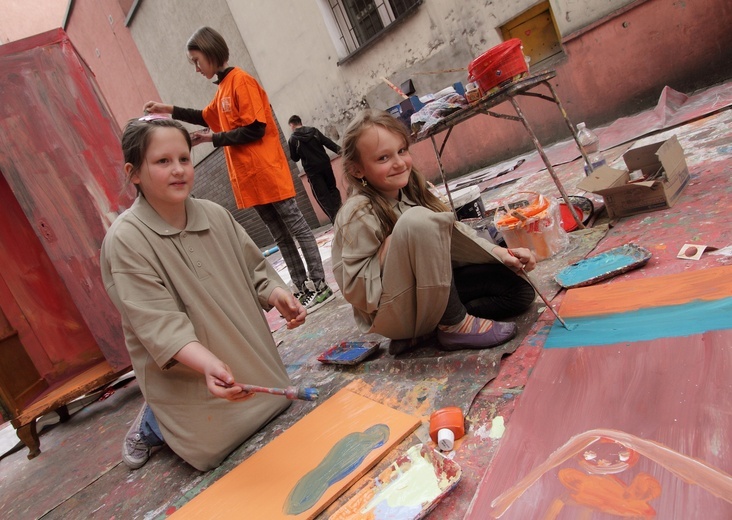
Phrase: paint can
[
  {"left": 449, "top": 186, "right": 486, "bottom": 220},
  {"left": 429, "top": 407, "right": 465, "bottom": 451},
  {"left": 494, "top": 192, "right": 568, "bottom": 261}
]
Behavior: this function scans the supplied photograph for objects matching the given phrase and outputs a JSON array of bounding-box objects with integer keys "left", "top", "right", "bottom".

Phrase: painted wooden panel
[
  {"left": 0, "top": 29, "right": 132, "bottom": 369},
  {"left": 466, "top": 267, "right": 732, "bottom": 519},
  {"left": 0, "top": 171, "right": 103, "bottom": 383},
  {"left": 170, "top": 388, "right": 421, "bottom": 519}
]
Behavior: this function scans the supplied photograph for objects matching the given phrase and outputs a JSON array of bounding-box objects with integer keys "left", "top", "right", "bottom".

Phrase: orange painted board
[
  {"left": 170, "top": 388, "right": 421, "bottom": 519},
  {"left": 559, "top": 264, "right": 732, "bottom": 317}
]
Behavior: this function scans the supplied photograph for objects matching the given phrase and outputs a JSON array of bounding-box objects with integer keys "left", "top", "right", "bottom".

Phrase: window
[
  {"left": 500, "top": 2, "right": 562, "bottom": 68},
  {"left": 324, "top": 0, "right": 422, "bottom": 63}
]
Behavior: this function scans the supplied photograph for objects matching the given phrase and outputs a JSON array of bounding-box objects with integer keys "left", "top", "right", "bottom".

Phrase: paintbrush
[
  {"left": 508, "top": 249, "right": 574, "bottom": 330},
  {"left": 216, "top": 381, "right": 319, "bottom": 401}
]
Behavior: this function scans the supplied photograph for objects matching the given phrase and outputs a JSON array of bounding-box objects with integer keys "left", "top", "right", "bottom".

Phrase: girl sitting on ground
[
  {"left": 331, "top": 109, "right": 536, "bottom": 354},
  {"left": 101, "top": 116, "right": 306, "bottom": 471}
]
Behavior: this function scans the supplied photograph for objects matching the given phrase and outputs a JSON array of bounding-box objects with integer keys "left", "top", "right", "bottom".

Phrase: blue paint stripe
[{"left": 545, "top": 297, "right": 732, "bottom": 349}]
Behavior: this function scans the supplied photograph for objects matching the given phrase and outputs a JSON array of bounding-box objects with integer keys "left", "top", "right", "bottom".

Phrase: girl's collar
[{"left": 213, "top": 67, "right": 235, "bottom": 85}]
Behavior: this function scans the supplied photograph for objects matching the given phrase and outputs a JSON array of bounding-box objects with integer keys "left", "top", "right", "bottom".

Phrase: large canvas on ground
[
  {"left": 170, "top": 388, "right": 420, "bottom": 519},
  {"left": 466, "top": 266, "right": 732, "bottom": 519}
]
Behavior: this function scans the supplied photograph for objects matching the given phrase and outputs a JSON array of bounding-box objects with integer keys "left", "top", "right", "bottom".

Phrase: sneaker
[
  {"left": 122, "top": 404, "right": 152, "bottom": 470},
  {"left": 304, "top": 280, "right": 336, "bottom": 313},
  {"left": 294, "top": 282, "right": 316, "bottom": 308}
]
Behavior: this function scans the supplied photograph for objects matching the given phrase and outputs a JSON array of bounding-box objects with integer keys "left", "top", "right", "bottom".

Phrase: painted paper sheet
[
  {"left": 170, "top": 388, "right": 420, "bottom": 519},
  {"left": 466, "top": 266, "right": 732, "bottom": 519}
]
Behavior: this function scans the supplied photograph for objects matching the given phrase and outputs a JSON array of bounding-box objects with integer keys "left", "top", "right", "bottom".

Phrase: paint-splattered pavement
[{"left": 0, "top": 82, "right": 730, "bottom": 519}]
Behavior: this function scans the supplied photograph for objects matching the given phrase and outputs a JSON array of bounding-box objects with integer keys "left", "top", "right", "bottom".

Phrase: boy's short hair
[{"left": 288, "top": 115, "right": 302, "bottom": 126}]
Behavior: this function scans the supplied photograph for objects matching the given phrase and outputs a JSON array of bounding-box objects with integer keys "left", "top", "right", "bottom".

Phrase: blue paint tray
[
  {"left": 317, "top": 341, "right": 381, "bottom": 365},
  {"left": 554, "top": 243, "right": 652, "bottom": 289}
]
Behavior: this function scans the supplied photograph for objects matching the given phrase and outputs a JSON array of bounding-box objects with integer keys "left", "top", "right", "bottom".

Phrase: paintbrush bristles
[
  {"left": 280, "top": 386, "right": 319, "bottom": 401},
  {"left": 297, "top": 387, "right": 319, "bottom": 401}
]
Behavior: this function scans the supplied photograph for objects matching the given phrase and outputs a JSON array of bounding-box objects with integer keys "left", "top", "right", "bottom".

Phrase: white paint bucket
[{"left": 450, "top": 186, "right": 486, "bottom": 220}]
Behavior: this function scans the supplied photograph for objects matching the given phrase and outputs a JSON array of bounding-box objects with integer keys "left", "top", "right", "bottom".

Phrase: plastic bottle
[
  {"left": 576, "top": 122, "right": 606, "bottom": 175},
  {"left": 429, "top": 407, "right": 465, "bottom": 451}
]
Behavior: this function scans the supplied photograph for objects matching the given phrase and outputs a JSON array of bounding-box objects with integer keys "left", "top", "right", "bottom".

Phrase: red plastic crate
[{"left": 468, "top": 39, "right": 528, "bottom": 94}]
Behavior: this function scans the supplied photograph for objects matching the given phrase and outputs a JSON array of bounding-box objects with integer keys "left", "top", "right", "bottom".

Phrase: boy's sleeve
[
  {"left": 289, "top": 137, "right": 301, "bottom": 162},
  {"left": 316, "top": 129, "right": 341, "bottom": 154}
]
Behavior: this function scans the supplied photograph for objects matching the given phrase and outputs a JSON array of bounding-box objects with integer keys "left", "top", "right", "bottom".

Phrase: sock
[{"left": 438, "top": 314, "right": 494, "bottom": 334}]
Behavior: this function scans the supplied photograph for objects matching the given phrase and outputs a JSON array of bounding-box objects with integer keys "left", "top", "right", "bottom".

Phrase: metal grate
[{"left": 328, "top": 0, "right": 422, "bottom": 56}]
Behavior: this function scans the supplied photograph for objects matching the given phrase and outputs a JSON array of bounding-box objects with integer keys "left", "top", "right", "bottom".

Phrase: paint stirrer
[{"left": 508, "top": 249, "right": 573, "bottom": 330}]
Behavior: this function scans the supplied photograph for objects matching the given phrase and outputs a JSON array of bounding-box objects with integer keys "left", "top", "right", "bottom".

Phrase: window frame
[{"left": 321, "top": 0, "right": 423, "bottom": 65}]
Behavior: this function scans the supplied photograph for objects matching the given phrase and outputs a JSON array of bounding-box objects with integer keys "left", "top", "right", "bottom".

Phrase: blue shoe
[{"left": 437, "top": 320, "right": 517, "bottom": 351}]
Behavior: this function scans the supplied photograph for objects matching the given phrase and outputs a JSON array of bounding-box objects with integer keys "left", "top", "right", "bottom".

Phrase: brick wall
[{"left": 191, "top": 122, "right": 319, "bottom": 249}]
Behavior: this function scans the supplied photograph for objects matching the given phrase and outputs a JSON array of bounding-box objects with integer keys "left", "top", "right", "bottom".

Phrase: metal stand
[{"left": 416, "top": 70, "right": 586, "bottom": 229}]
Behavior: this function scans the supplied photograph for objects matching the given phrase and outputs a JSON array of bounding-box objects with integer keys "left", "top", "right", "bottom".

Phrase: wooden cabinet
[{"left": 0, "top": 30, "right": 132, "bottom": 458}]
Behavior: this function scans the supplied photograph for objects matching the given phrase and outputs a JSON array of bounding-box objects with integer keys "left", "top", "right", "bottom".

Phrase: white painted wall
[
  {"left": 124, "top": 0, "right": 633, "bottom": 154},
  {"left": 0, "top": 0, "right": 67, "bottom": 43},
  {"left": 224, "top": 0, "right": 632, "bottom": 143}
]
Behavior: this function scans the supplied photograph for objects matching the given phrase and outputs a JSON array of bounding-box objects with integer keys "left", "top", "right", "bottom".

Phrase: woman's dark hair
[
  {"left": 122, "top": 117, "right": 192, "bottom": 193},
  {"left": 186, "top": 27, "right": 229, "bottom": 69}
]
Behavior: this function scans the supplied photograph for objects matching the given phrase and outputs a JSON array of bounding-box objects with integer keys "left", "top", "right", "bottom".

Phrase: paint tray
[
  {"left": 330, "top": 443, "right": 462, "bottom": 520},
  {"left": 554, "top": 243, "right": 652, "bottom": 289},
  {"left": 317, "top": 341, "right": 381, "bottom": 365}
]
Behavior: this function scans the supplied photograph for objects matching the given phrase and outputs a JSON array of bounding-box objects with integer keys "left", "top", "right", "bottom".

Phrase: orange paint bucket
[{"left": 494, "top": 192, "right": 568, "bottom": 261}]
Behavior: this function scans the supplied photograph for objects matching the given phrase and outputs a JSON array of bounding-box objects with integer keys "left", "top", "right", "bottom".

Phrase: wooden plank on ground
[{"left": 170, "top": 388, "right": 420, "bottom": 519}]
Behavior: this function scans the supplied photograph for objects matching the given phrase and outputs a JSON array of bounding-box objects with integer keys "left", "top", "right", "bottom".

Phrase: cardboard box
[{"left": 577, "top": 135, "right": 690, "bottom": 218}]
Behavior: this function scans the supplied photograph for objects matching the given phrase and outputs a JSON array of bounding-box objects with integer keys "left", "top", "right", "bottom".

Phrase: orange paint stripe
[{"left": 559, "top": 265, "right": 732, "bottom": 318}]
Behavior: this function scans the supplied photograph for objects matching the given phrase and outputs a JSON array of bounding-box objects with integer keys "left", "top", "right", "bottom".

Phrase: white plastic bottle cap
[{"left": 437, "top": 428, "right": 455, "bottom": 451}]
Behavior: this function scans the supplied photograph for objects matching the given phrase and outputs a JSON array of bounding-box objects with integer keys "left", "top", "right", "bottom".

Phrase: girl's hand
[
  {"left": 269, "top": 287, "right": 306, "bottom": 329},
  {"left": 495, "top": 246, "right": 537, "bottom": 273},
  {"left": 142, "top": 101, "right": 173, "bottom": 115},
  {"left": 174, "top": 341, "right": 254, "bottom": 401},
  {"left": 190, "top": 128, "right": 212, "bottom": 146},
  {"left": 207, "top": 363, "right": 255, "bottom": 402}
]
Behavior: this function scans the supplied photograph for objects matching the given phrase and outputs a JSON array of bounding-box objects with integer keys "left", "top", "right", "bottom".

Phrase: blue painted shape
[
  {"left": 545, "top": 297, "right": 732, "bottom": 349},
  {"left": 554, "top": 244, "right": 651, "bottom": 288},
  {"left": 284, "top": 424, "right": 390, "bottom": 515}
]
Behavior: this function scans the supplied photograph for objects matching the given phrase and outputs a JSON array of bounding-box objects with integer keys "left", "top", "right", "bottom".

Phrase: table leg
[
  {"left": 546, "top": 82, "right": 596, "bottom": 175},
  {"left": 508, "top": 97, "right": 584, "bottom": 230},
  {"left": 430, "top": 135, "right": 459, "bottom": 219}
]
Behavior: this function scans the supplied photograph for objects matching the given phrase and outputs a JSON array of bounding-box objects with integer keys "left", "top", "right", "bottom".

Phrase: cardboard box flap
[
  {"left": 623, "top": 142, "right": 664, "bottom": 172},
  {"left": 577, "top": 166, "right": 628, "bottom": 192},
  {"left": 657, "top": 135, "right": 686, "bottom": 176},
  {"left": 630, "top": 180, "right": 658, "bottom": 188},
  {"left": 623, "top": 135, "right": 684, "bottom": 176}
]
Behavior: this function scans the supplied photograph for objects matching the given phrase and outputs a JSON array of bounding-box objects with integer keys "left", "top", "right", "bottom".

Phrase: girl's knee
[{"left": 393, "top": 207, "right": 447, "bottom": 236}]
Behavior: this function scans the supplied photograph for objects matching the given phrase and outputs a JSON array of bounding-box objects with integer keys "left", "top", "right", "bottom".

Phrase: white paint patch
[
  {"left": 710, "top": 245, "right": 732, "bottom": 257},
  {"left": 489, "top": 416, "right": 506, "bottom": 439},
  {"left": 473, "top": 423, "right": 492, "bottom": 441}
]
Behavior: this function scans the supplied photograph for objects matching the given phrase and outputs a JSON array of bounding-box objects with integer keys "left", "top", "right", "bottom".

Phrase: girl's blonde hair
[{"left": 340, "top": 109, "right": 449, "bottom": 239}]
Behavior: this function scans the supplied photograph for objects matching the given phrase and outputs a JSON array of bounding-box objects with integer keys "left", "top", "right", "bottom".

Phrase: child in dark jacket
[{"left": 288, "top": 115, "right": 343, "bottom": 223}]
